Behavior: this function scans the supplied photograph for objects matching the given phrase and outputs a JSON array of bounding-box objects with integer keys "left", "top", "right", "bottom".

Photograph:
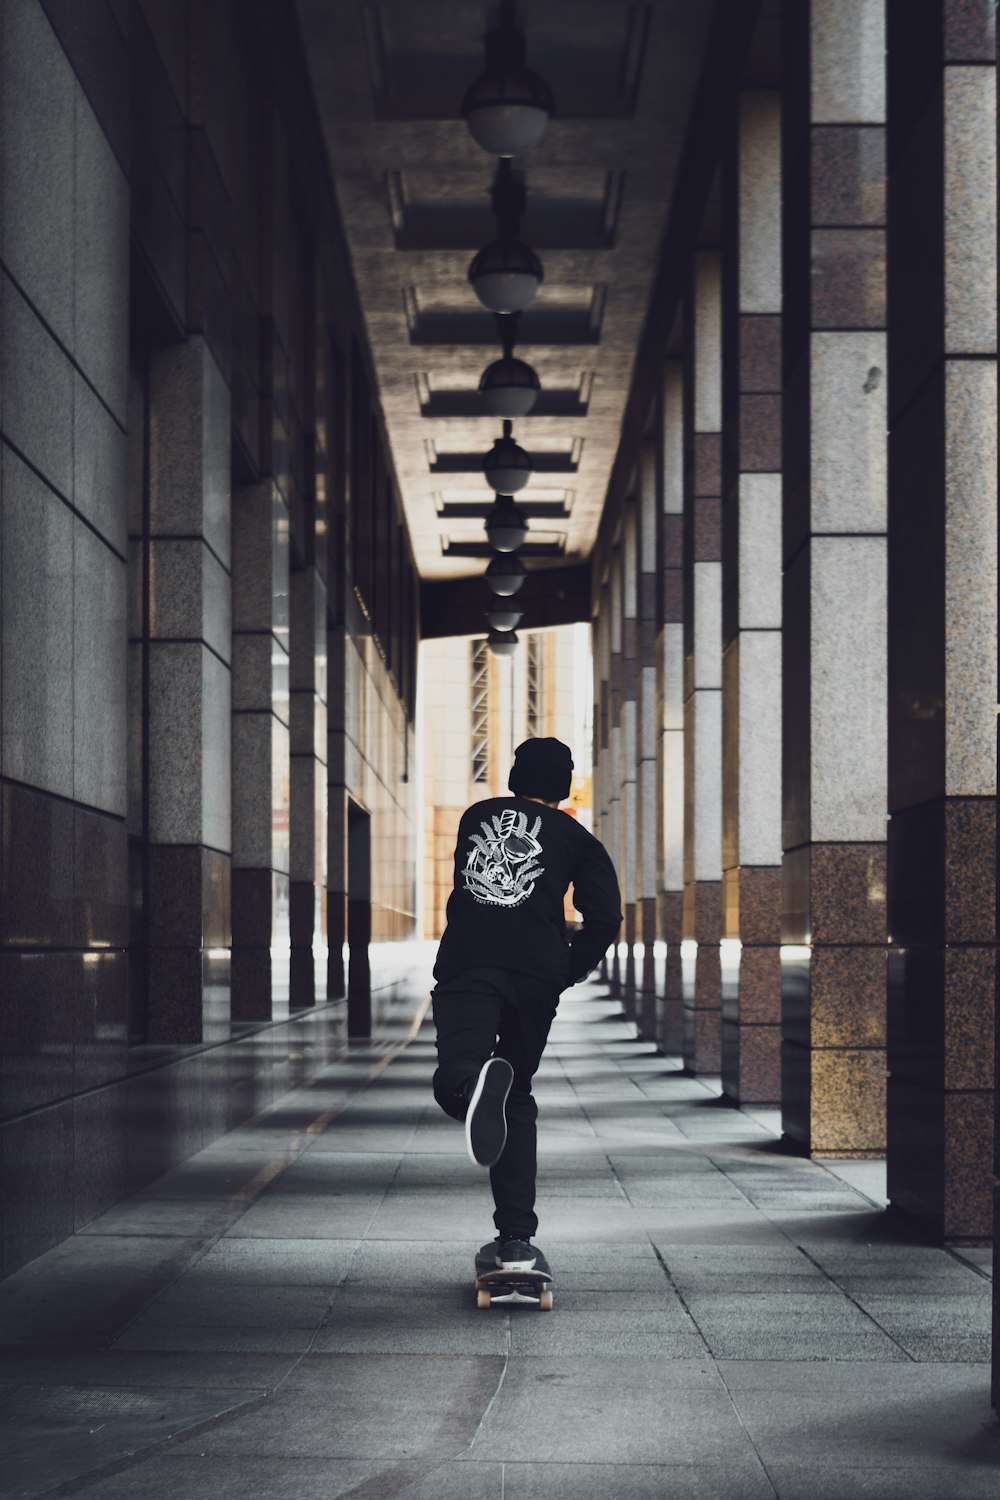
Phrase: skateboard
[{"left": 474, "top": 1252, "right": 553, "bottom": 1310}]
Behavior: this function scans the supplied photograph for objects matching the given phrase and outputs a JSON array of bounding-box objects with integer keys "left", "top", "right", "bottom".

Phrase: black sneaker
[
  {"left": 498, "top": 1237, "right": 538, "bottom": 1271},
  {"left": 465, "top": 1056, "right": 514, "bottom": 1167}
]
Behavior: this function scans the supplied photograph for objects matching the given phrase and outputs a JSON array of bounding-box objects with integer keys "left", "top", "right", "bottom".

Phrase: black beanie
[{"left": 508, "top": 737, "right": 574, "bottom": 802}]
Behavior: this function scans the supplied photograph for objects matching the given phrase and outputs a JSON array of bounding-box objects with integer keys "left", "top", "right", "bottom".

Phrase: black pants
[{"left": 432, "top": 966, "right": 560, "bottom": 1240}]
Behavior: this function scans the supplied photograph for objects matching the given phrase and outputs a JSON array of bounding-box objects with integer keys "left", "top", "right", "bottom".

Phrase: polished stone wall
[{"left": 0, "top": 0, "right": 420, "bottom": 1279}]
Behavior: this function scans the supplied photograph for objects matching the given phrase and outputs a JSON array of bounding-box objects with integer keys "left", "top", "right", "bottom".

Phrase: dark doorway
[{"left": 346, "top": 799, "right": 372, "bottom": 1037}]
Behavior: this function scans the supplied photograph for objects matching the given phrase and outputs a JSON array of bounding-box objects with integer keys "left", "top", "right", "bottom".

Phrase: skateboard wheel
[
  {"left": 477, "top": 1289, "right": 491, "bottom": 1309},
  {"left": 538, "top": 1289, "right": 553, "bottom": 1311}
]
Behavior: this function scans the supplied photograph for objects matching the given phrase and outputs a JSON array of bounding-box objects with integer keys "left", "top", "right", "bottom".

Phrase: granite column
[
  {"left": 636, "top": 441, "right": 660, "bottom": 1040},
  {"left": 230, "top": 480, "right": 290, "bottom": 1022},
  {"left": 659, "top": 361, "right": 686, "bottom": 1056},
  {"left": 146, "top": 338, "right": 233, "bottom": 1042},
  {"left": 721, "top": 89, "right": 784, "bottom": 1103},
  {"left": 682, "top": 253, "right": 724, "bottom": 1073},
  {"left": 289, "top": 565, "right": 329, "bottom": 1008},
  {"left": 608, "top": 544, "right": 624, "bottom": 998},
  {"left": 780, "top": 0, "right": 888, "bottom": 1154},
  {"left": 620, "top": 500, "right": 640, "bottom": 1019},
  {"left": 886, "top": 0, "right": 996, "bottom": 1238}
]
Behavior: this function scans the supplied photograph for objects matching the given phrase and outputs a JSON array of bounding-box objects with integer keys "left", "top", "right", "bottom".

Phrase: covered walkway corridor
[
  {"left": 1, "top": 973, "right": 995, "bottom": 1500},
  {"left": 1, "top": 0, "right": 1000, "bottom": 1484}
]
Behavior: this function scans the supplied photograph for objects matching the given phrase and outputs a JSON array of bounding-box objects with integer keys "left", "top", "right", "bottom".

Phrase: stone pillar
[
  {"left": 230, "top": 480, "right": 290, "bottom": 1022},
  {"left": 682, "top": 253, "right": 724, "bottom": 1073},
  {"left": 720, "top": 89, "right": 784, "bottom": 1103},
  {"left": 659, "top": 360, "right": 686, "bottom": 1055},
  {"left": 621, "top": 500, "right": 640, "bottom": 1018},
  {"left": 780, "top": 0, "right": 888, "bottom": 1154},
  {"left": 885, "top": 0, "right": 996, "bottom": 1238},
  {"left": 289, "top": 565, "right": 329, "bottom": 1008},
  {"left": 608, "top": 546, "right": 624, "bottom": 998},
  {"left": 146, "top": 338, "right": 232, "bottom": 1042},
  {"left": 327, "top": 625, "right": 349, "bottom": 1002},
  {"left": 636, "top": 441, "right": 660, "bottom": 1040},
  {"left": 594, "top": 582, "right": 612, "bottom": 982}
]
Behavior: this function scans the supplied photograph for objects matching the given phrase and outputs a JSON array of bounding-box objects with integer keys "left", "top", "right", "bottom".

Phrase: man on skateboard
[{"left": 431, "top": 736, "right": 622, "bottom": 1280}]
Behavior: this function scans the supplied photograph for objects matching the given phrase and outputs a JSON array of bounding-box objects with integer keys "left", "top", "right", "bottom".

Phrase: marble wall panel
[
  {"left": 810, "top": 331, "right": 888, "bottom": 535},
  {"left": 737, "top": 477, "right": 782, "bottom": 628},
  {"left": 73, "top": 804, "right": 128, "bottom": 949},
  {"left": 148, "top": 338, "right": 231, "bottom": 569},
  {"left": 150, "top": 538, "right": 232, "bottom": 665},
  {"left": 201, "top": 648, "right": 232, "bottom": 857},
  {"left": 73, "top": 948, "right": 127, "bottom": 1094},
  {"left": 0, "top": 271, "right": 74, "bottom": 499},
  {"left": 0, "top": 782, "right": 74, "bottom": 948},
  {"left": 73, "top": 371, "right": 128, "bottom": 557},
  {"left": 693, "top": 253, "right": 723, "bottom": 431},
  {"left": 0, "top": 0, "right": 75, "bottom": 345},
  {"left": 73, "top": 521, "right": 127, "bottom": 815},
  {"left": 738, "top": 91, "right": 782, "bottom": 310},
  {"left": 73, "top": 78, "right": 129, "bottom": 422},
  {"left": 811, "top": 0, "right": 886, "bottom": 123},
  {"left": 810, "top": 535, "right": 887, "bottom": 842},
  {"left": 738, "top": 631, "right": 782, "bottom": 867},
  {"left": 0, "top": 951, "right": 75, "bottom": 1117},
  {"left": 943, "top": 361, "right": 996, "bottom": 798},
  {"left": 692, "top": 561, "right": 723, "bottom": 690},
  {"left": 693, "top": 688, "right": 723, "bottom": 885},
  {"left": 1, "top": 449, "right": 73, "bottom": 797},
  {"left": 0, "top": 1104, "right": 74, "bottom": 1275},
  {"left": 943, "top": 67, "right": 996, "bottom": 354},
  {"left": 72, "top": 1085, "right": 128, "bottom": 1229}
]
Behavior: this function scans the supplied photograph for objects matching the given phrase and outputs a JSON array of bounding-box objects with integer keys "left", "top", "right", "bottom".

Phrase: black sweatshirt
[{"left": 433, "top": 795, "right": 623, "bottom": 990}]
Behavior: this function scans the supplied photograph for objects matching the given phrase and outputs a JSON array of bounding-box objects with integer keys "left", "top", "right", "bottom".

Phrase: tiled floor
[{"left": 1, "top": 978, "right": 997, "bottom": 1499}]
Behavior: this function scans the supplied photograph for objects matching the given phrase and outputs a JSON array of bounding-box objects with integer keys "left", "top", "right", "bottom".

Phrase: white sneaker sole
[{"left": 464, "top": 1058, "right": 513, "bottom": 1167}]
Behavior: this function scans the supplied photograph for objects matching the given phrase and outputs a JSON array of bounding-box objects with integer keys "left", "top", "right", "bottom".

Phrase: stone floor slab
[
  {"left": 0, "top": 1384, "right": 258, "bottom": 1500},
  {"left": 501, "top": 1459, "right": 776, "bottom": 1500},
  {"left": 469, "top": 1358, "right": 749, "bottom": 1465}
]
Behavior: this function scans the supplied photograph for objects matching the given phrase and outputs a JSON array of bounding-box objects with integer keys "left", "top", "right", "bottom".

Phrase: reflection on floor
[{"left": 1, "top": 979, "right": 996, "bottom": 1500}]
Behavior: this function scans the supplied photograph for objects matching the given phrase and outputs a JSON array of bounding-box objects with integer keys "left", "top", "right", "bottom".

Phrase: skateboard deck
[{"left": 474, "top": 1262, "right": 553, "bottom": 1309}]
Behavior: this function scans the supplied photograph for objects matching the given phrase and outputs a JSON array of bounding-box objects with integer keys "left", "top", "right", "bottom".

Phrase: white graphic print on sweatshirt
[{"left": 462, "top": 808, "right": 545, "bottom": 908}]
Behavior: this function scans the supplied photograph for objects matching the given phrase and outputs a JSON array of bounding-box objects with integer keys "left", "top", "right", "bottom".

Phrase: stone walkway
[{"left": 1, "top": 978, "right": 997, "bottom": 1499}]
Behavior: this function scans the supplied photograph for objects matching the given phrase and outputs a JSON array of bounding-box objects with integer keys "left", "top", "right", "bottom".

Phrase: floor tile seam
[
  {"left": 706, "top": 1152, "right": 868, "bottom": 1220},
  {"left": 943, "top": 1246, "right": 994, "bottom": 1284},
  {"left": 603, "top": 1155, "right": 717, "bottom": 1357},
  {"left": 704, "top": 1153, "right": 924, "bottom": 1357},
  {"left": 788, "top": 1244, "right": 918, "bottom": 1361}
]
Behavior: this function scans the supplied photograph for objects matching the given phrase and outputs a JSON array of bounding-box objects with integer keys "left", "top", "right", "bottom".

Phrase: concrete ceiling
[{"left": 296, "top": 0, "right": 717, "bottom": 581}]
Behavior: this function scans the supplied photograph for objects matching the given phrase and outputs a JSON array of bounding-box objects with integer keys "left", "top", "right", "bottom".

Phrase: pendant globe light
[
  {"left": 462, "top": 0, "right": 554, "bottom": 158},
  {"left": 479, "top": 313, "right": 540, "bottom": 416},
  {"left": 468, "top": 237, "right": 543, "bottom": 313},
  {"left": 485, "top": 553, "right": 527, "bottom": 596},
  {"left": 484, "top": 419, "right": 532, "bottom": 493},
  {"left": 479, "top": 353, "right": 540, "bottom": 415},
  {"left": 468, "top": 160, "right": 543, "bottom": 314},
  {"left": 485, "top": 496, "right": 528, "bottom": 552},
  {"left": 487, "top": 627, "right": 519, "bottom": 659},
  {"left": 485, "top": 601, "right": 523, "bottom": 632}
]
